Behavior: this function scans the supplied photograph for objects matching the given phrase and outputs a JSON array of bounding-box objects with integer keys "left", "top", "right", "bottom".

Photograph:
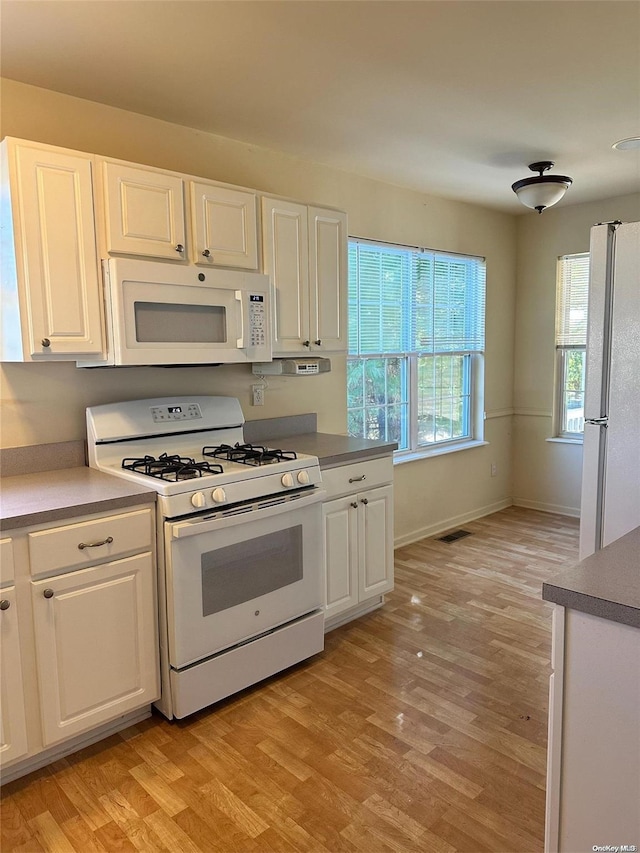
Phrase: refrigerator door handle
[{"left": 584, "top": 417, "right": 609, "bottom": 427}]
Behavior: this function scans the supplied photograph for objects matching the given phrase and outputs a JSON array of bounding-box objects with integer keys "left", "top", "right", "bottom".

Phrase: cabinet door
[
  {"left": 31, "top": 553, "right": 159, "bottom": 747},
  {"left": 0, "top": 587, "right": 29, "bottom": 766},
  {"left": 262, "top": 197, "right": 310, "bottom": 354},
  {"left": 9, "top": 143, "right": 104, "bottom": 358},
  {"left": 358, "top": 485, "right": 394, "bottom": 600},
  {"left": 191, "top": 182, "right": 258, "bottom": 269},
  {"left": 308, "top": 207, "right": 347, "bottom": 352},
  {"left": 322, "top": 496, "right": 359, "bottom": 619},
  {"left": 103, "top": 162, "right": 187, "bottom": 260}
]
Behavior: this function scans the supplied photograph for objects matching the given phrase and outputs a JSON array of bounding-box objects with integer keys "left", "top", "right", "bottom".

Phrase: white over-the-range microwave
[{"left": 80, "top": 258, "right": 272, "bottom": 366}]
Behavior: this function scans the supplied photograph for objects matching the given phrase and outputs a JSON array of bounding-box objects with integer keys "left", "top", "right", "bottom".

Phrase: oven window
[
  {"left": 201, "top": 526, "right": 303, "bottom": 616},
  {"left": 134, "top": 301, "right": 227, "bottom": 343}
]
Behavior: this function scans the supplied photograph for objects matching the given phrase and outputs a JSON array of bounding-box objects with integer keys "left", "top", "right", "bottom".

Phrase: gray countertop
[
  {"left": 542, "top": 526, "right": 640, "bottom": 629},
  {"left": 0, "top": 467, "right": 156, "bottom": 531},
  {"left": 256, "top": 432, "right": 398, "bottom": 468}
]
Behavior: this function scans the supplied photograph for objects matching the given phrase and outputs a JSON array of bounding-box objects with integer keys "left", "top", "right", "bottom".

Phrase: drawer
[
  {"left": 28, "top": 508, "right": 153, "bottom": 578},
  {"left": 0, "top": 538, "right": 15, "bottom": 586},
  {"left": 321, "top": 456, "right": 393, "bottom": 499}
]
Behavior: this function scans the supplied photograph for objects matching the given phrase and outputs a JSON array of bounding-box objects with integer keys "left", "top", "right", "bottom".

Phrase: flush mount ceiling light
[
  {"left": 612, "top": 137, "right": 640, "bottom": 151},
  {"left": 511, "top": 161, "right": 573, "bottom": 214}
]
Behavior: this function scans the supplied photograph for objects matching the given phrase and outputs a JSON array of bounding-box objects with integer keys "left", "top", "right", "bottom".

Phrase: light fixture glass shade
[
  {"left": 511, "top": 162, "right": 573, "bottom": 213},
  {"left": 513, "top": 179, "right": 571, "bottom": 211}
]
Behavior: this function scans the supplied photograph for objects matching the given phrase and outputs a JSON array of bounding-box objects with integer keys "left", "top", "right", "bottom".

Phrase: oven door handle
[{"left": 169, "top": 488, "right": 326, "bottom": 539}]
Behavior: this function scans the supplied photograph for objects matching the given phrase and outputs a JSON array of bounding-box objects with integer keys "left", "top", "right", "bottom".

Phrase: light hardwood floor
[{"left": 1, "top": 507, "right": 579, "bottom": 853}]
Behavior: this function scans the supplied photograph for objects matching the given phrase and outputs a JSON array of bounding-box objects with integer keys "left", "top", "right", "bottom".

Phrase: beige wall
[
  {"left": 1, "top": 79, "right": 517, "bottom": 544},
  {"left": 513, "top": 192, "right": 640, "bottom": 516}
]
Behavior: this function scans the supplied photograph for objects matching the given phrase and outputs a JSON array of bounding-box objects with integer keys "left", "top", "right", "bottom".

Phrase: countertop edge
[
  {"left": 542, "top": 582, "right": 640, "bottom": 629},
  {"left": 1, "top": 492, "right": 156, "bottom": 532},
  {"left": 541, "top": 526, "right": 640, "bottom": 629}
]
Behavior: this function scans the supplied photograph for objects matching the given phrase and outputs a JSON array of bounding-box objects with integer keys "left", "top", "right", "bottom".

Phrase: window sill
[
  {"left": 546, "top": 437, "right": 583, "bottom": 445},
  {"left": 393, "top": 439, "right": 489, "bottom": 465}
]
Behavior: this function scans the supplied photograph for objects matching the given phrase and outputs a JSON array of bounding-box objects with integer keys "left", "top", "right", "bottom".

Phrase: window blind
[
  {"left": 348, "top": 241, "right": 486, "bottom": 356},
  {"left": 556, "top": 253, "right": 590, "bottom": 347}
]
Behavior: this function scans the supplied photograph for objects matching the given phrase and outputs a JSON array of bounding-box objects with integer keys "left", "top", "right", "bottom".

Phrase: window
[
  {"left": 347, "top": 239, "right": 486, "bottom": 458},
  {"left": 555, "top": 253, "right": 589, "bottom": 438}
]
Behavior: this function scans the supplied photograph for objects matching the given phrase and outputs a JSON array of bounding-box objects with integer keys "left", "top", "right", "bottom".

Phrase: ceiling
[{"left": 1, "top": 0, "right": 639, "bottom": 213}]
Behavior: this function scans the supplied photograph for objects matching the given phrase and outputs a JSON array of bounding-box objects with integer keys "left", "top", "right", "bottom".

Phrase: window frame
[
  {"left": 346, "top": 238, "right": 486, "bottom": 461},
  {"left": 553, "top": 252, "right": 589, "bottom": 441},
  {"left": 554, "top": 346, "right": 586, "bottom": 440}
]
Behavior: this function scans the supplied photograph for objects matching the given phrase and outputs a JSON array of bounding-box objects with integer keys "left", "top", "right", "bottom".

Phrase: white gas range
[{"left": 86, "top": 396, "right": 326, "bottom": 719}]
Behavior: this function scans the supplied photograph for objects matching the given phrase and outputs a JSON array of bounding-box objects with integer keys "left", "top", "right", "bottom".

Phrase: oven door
[{"left": 165, "top": 488, "right": 325, "bottom": 669}]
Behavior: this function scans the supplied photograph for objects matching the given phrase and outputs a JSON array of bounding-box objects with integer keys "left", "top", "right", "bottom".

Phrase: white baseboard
[
  {"left": 512, "top": 497, "right": 580, "bottom": 518},
  {"left": 394, "top": 498, "right": 513, "bottom": 549}
]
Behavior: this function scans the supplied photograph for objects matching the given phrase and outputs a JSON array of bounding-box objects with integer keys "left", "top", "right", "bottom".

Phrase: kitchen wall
[
  {"left": 0, "top": 78, "right": 517, "bottom": 544},
  {"left": 513, "top": 192, "right": 640, "bottom": 516}
]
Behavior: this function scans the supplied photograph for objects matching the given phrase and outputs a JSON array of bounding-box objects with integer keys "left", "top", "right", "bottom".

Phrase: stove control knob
[
  {"left": 211, "top": 488, "right": 227, "bottom": 504},
  {"left": 281, "top": 473, "right": 294, "bottom": 489},
  {"left": 191, "top": 492, "right": 206, "bottom": 508},
  {"left": 297, "top": 470, "right": 310, "bottom": 485}
]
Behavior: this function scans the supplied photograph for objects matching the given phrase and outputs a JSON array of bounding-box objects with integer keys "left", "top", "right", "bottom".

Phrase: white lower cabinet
[
  {"left": 32, "top": 552, "right": 158, "bottom": 747},
  {"left": 0, "top": 586, "right": 29, "bottom": 765},
  {"left": 545, "top": 606, "right": 640, "bottom": 852},
  {"left": 322, "top": 457, "right": 394, "bottom": 626},
  {"left": 0, "top": 505, "right": 159, "bottom": 781}
]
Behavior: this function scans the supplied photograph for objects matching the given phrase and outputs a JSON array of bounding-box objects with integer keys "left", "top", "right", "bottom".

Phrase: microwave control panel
[
  {"left": 150, "top": 404, "right": 203, "bottom": 423},
  {"left": 248, "top": 294, "right": 267, "bottom": 347}
]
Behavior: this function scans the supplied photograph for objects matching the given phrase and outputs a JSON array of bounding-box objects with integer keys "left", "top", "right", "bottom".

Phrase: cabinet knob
[
  {"left": 43, "top": 589, "right": 55, "bottom": 599},
  {"left": 360, "top": 498, "right": 369, "bottom": 505},
  {"left": 78, "top": 536, "right": 113, "bottom": 550},
  {"left": 350, "top": 501, "right": 358, "bottom": 508},
  {"left": 175, "top": 244, "right": 185, "bottom": 253},
  {"left": 202, "top": 249, "right": 211, "bottom": 258},
  {"left": 41, "top": 338, "right": 51, "bottom": 348},
  {"left": 0, "top": 600, "right": 10, "bottom": 611},
  {"left": 314, "top": 339, "right": 322, "bottom": 346},
  {"left": 302, "top": 340, "right": 310, "bottom": 348}
]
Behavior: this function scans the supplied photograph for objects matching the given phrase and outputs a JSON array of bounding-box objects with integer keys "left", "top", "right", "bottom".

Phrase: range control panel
[{"left": 150, "top": 403, "right": 203, "bottom": 423}]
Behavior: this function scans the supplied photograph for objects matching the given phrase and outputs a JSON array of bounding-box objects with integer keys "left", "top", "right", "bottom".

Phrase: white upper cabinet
[
  {"left": 102, "top": 162, "right": 188, "bottom": 261},
  {"left": 308, "top": 206, "right": 347, "bottom": 353},
  {"left": 190, "top": 182, "right": 258, "bottom": 269},
  {"left": 262, "top": 198, "right": 310, "bottom": 353},
  {"left": 262, "top": 197, "right": 347, "bottom": 356},
  {"left": 0, "top": 139, "right": 105, "bottom": 361}
]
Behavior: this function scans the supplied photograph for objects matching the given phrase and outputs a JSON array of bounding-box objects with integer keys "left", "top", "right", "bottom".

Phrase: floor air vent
[{"left": 437, "top": 529, "right": 472, "bottom": 543}]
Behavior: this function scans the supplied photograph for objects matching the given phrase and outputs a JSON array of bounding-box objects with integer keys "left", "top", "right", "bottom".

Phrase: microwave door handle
[{"left": 235, "top": 290, "right": 244, "bottom": 349}]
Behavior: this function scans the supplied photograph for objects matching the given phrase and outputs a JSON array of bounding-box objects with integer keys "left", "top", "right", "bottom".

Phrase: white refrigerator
[{"left": 579, "top": 219, "right": 640, "bottom": 560}]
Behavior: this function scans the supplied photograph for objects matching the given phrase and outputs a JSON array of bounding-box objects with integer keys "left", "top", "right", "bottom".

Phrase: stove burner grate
[
  {"left": 122, "top": 453, "right": 224, "bottom": 482},
  {"left": 202, "top": 443, "right": 298, "bottom": 466}
]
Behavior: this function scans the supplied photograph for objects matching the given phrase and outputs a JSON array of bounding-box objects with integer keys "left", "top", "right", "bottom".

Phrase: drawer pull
[
  {"left": 0, "top": 600, "right": 10, "bottom": 611},
  {"left": 43, "top": 589, "right": 54, "bottom": 599},
  {"left": 348, "top": 475, "right": 366, "bottom": 483},
  {"left": 360, "top": 498, "right": 369, "bottom": 505},
  {"left": 78, "top": 536, "right": 114, "bottom": 550}
]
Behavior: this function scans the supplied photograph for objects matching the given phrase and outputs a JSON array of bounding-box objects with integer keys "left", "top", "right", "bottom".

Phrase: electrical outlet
[
  {"left": 251, "top": 384, "right": 265, "bottom": 406},
  {"left": 490, "top": 462, "right": 497, "bottom": 477}
]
